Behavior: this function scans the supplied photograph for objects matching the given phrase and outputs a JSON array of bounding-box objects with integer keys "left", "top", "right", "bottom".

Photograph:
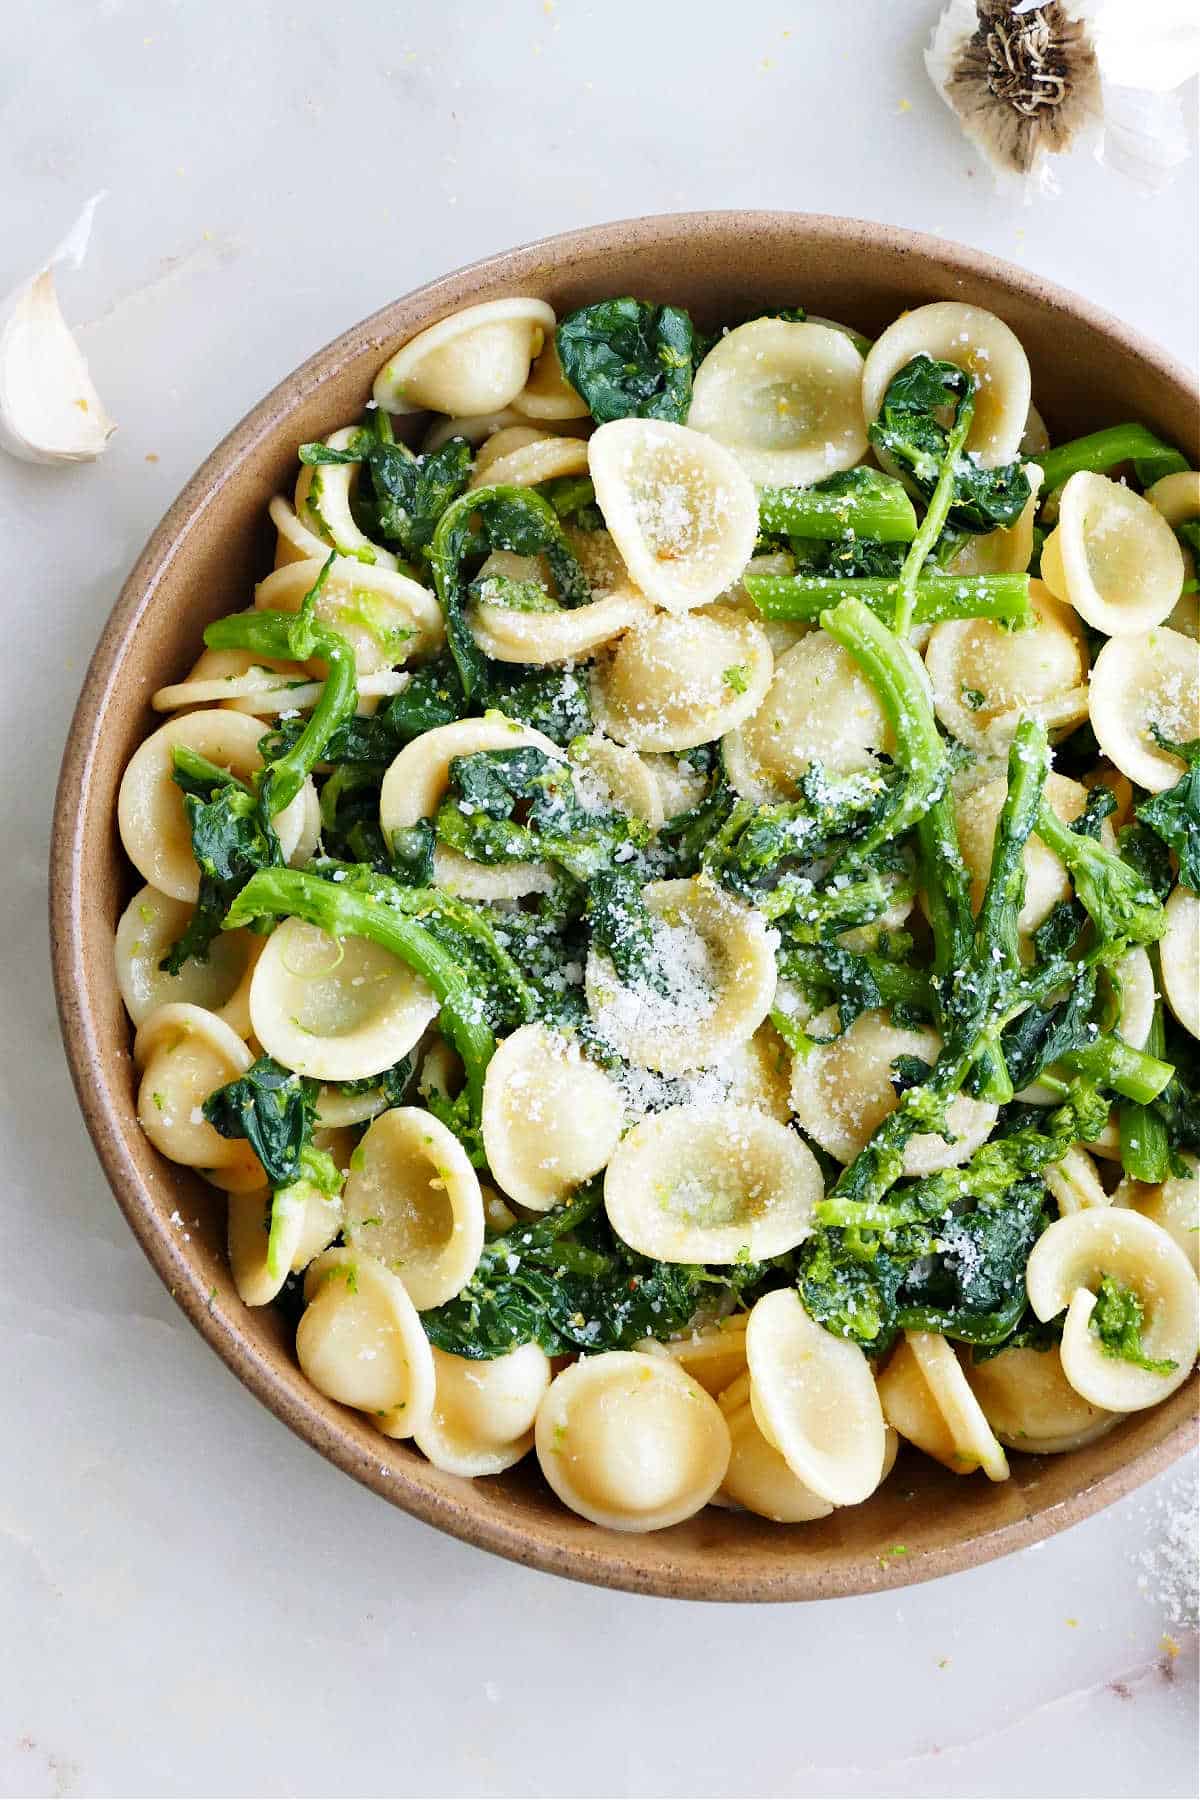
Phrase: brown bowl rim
[{"left": 50, "top": 210, "right": 1199, "bottom": 1602}]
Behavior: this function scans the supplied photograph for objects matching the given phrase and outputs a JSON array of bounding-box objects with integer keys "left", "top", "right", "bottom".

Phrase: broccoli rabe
[
  {"left": 1134, "top": 731, "right": 1200, "bottom": 893},
  {"left": 555, "top": 298, "right": 695, "bottom": 424},
  {"left": 299, "top": 417, "right": 472, "bottom": 562},
  {"left": 1089, "top": 1276, "right": 1177, "bottom": 1375}
]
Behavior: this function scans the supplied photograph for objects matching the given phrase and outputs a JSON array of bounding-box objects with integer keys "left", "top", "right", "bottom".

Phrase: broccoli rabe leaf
[
  {"left": 585, "top": 869, "right": 665, "bottom": 991},
  {"left": 1089, "top": 1276, "right": 1177, "bottom": 1374},
  {"left": 1135, "top": 732, "right": 1200, "bottom": 892},
  {"left": 555, "top": 298, "right": 695, "bottom": 425},
  {"left": 203, "top": 1055, "right": 338, "bottom": 1195},
  {"left": 336, "top": 1051, "right": 419, "bottom": 1110},
  {"left": 1035, "top": 800, "right": 1166, "bottom": 955},
  {"left": 486, "top": 664, "right": 592, "bottom": 745},
  {"left": 868, "top": 354, "right": 1031, "bottom": 534},
  {"left": 160, "top": 749, "right": 284, "bottom": 973},
  {"left": 422, "top": 1183, "right": 771, "bottom": 1360}
]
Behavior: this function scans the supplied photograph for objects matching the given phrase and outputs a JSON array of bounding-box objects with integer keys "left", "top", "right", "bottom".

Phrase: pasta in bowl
[{"left": 53, "top": 215, "right": 1199, "bottom": 1602}]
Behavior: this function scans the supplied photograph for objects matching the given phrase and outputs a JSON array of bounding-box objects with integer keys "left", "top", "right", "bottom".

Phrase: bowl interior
[{"left": 51, "top": 212, "right": 1199, "bottom": 1601}]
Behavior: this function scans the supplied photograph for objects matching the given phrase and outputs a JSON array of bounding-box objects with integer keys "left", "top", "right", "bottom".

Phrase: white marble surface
[{"left": 2, "top": 3, "right": 1197, "bottom": 1796}]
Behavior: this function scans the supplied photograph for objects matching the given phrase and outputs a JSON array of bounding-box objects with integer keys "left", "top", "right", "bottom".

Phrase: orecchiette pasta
[
  {"left": 1147, "top": 470, "right": 1200, "bottom": 637},
  {"left": 568, "top": 734, "right": 664, "bottom": 827},
  {"left": 534, "top": 1351, "right": 731, "bottom": 1531},
  {"left": 373, "top": 298, "right": 556, "bottom": 417},
  {"left": 1161, "top": 886, "right": 1200, "bottom": 1039},
  {"left": 422, "top": 409, "right": 592, "bottom": 453},
  {"left": 876, "top": 1333, "right": 1010, "bottom": 1481},
  {"left": 640, "top": 1317, "right": 749, "bottom": 1398},
  {"left": 294, "top": 428, "right": 399, "bottom": 570},
  {"left": 1117, "top": 1154, "right": 1199, "bottom": 1276},
  {"left": 115, "top": 884, "right": 261, "bottom": 1033},
  {"left": 468, "top": 425, "right": 590, "bottom": 490},
  {"left": 1045, "top": 1145, "right": 1111, "bottom": 1216},
  {"left": 1026, "top": 1209, "right": 1200, "bottom": 1411},
  {"left": 789, "top": 1007, "right": 998, "bottom": 1175},
  {"left": 510, "top": 328, "right": 590, "bottom": 422},
  {"left": 227, "top": 1181, "right": 342, "bottom": 1308},
  {"left": 298, "top": 1249, "right": 436, "bottom": 1438},
  {"left": 1088, "top": 627, "right": 1200, "bottom": 793},
  {"left": 715, "top": 1371, "right": 835, "bottom": 1522},
  {"left": 468, "top": 548, "right": 652, "bottom": 666},
  {"left": 379, "top": 715, "right": 564, "bottom": 898},
  {"left": 586, "top": 878, "right": 777, "bottom": 1075},
  {"left": 414, "top": 1343, "right": 552, "bottom": 1477},
  {"left": 117, "top": 710, "right": 313, "bottom": 901},
  {"left": 745, "top": 1288, "right": 888, "bottom": 1506},
  {"left": 1041, "top": 472, "right": 1185, "bottom": 635},
  {"left": 248, "top": 919, "right": 439, "bottom": 1082},
  {"left": 339, "top": 1107, "right": 486, "bottom": 1309},
  {"left": 965, "top": 1345, "right": 1116, "bottom": 1454},
  {"left": 689, "top": 319, "right": 868, "bottom": 485},
  {"left": 589, "top": 605, "right": 773, "bottom": 752},
  {"left": 924, "top": 580, "right": 1089, "bottom": 753},
  {"left": 588, "top": 419, "right": 759, "bottom": 614},
  {"left": 254, "top": 556, "right": 443, "bottom": 673},
  {"left": 604, "top": 1103, "right": 821, "bottom": 1263},
  {"left": 269, "top": 493, "right": 336, "bottom": 568},
  {"left": 723, "top": 630, "right": 894, "bottom": 801},
  {"left": 482, "top": 1024, "right": 624, "bottom": 1211},
  {"left": 862, "top": 302, "right": 1032, "bottom": 469},
  {"left": 133, "top": 1003, "right": 261, "bottom": 1179}
]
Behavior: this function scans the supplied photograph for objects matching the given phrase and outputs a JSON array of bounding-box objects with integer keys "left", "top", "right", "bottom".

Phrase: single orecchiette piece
[
  {"left": 227, "top": 1180, "right": 342, "bottom": 1308},
  {"left": 1020, "top": 404, "right": 1051, "bottom": 458},
  {"left": 269, "top": 494, "right": 337, "bottom": 568},
  {"left": 789, "top": 1007, "right": 998, "bottom": 1175},
  {"left": 379, "top": 714, "right": 564, "bottom": 898},
  {"left": 150, "top": 645, "right": 302, "bottom": 715},
  {"left": 248, "top": 919, "right": 439, "bottom": 1083},
  {"left": 723, "top": 630, "right": 894, "bottom": 801},
  {"left": 964, "top": 1345, "right": 1116, "bottom": 1454},
  {"left": 117, "top": 710, "right": 313, "bottom": 901},
  {"left": 876, "top": 1332, "right": 1010, "bottom": 1481},
  {"left": 293, "top": 427, "right": 399, "bottom": 569},
  {"left": 339, "top": 1107, "right": 485, "bottom": 1309},
  {"left": 468, "top": 424, "right": 590, "bottom": 489},
  {"left": 1117, "top": 1154, "right": 1199, "bottom": 1276},
  {"left": 585, "top": 877, "right": 778, "bottom": 1075},
  {"left": 716, "top": 551, "right": 810, "bottom": 659},
  {"left": 604, "top": 1102, "right": 821, "bottom": 1263},
  {"left": 115, "top": 883, "right": 261, "bottom": 1033},
  {"left": 1088, "top": 628, "right": 1199, "bottom": 793},
  {"left": 1109, "top": 945, "right": 1156, "bottom": 1053},
  {"left": 468, "top": 545, "right": 652, "bottom": 667},
  {"left": 924, "top": 580, "right": 1089, "bottom": 754},
  {"left": 589, "top": 605, "right": 773, "bottom": 752},
  {"left": 1025, "top": 1208, "right": 1200, "bottom": 1412},
  {"left": 534, "top": 1350, "right": 731, "bottom": 1531},
  {"left": 568, "top": 734, "right": 664, "bottom": 827},
  {"left": 482, "top": 1024, "right": 625, "bottom": 1212},
  {"left": 133, "top": 1002, "right": 260, "bottom": 1179},
  {"left": 373, "top": 298, "right": 556, "bottom": 417},
  {"left": 1147, "top": 469, "right": 1200, "bottom": 637},
  {"left": 1044, "top": 1145, "right": 1111, "bottom": 1216},
  {"left": 254, "top": 555, "right": 443, "bottom": 674},
  {"left": 297, "top": 1249, "right": 436, "bottom": 1439},
  {"left": 414, "top": 1342, "right": 552, "bottom": 1477},
  {"left": 745, "top": 1288, "right": 888, "bottom": 1506},
  {"left": 637, "top": 1316, "right": 749, "bottom": 1398},
  {"left": 954, "top": 771, "right": 1102, "bottom": 937},
  {"left": 1041, "top": 472, "right": 1185, "bottom": 635},
  {"left": 510, "top": 328, "right": 589, "bottom": 421},
  {"left": 689, "top": 319, "right": 868, "bottom": 485},
  {"left": 715, "top": 1371, "right": 834, "bottom": 1523},
  {"left": 588, "top": 419, "right": 759, "bottom": 614},
  {"left": 862, "top": 302, "right": 1032, "bottom": 470}
]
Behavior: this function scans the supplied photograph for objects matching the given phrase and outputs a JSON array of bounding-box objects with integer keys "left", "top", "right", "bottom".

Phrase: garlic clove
[{"left": 0, "top": 192, "right": 116, "bottom": 465}]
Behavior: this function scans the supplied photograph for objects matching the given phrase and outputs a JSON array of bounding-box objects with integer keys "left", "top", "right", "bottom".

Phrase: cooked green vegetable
[
  {"left": 757, "top": 469, "right": 918, "bottom": 543},
  {"left": 299, "top": 423, "right": 473, "bottom": 561},
  {"left": 1089, "top": 1276, "right": 1177, "bottom": 1375},
  {"left": 555, "top": 297, "right": 695, "bottom": 424},
  {"left": 745, "top": 570, "right": 1030, "bottom": 627},
  {"left": 1134, "top": 731, "right": 1200, "bottom": 893},
  {"left": 1036, "top": 424, "right": 1189, "bottom": 494}
]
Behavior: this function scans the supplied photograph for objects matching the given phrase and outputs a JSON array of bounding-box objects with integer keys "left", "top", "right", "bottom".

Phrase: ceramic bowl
[{"left": 51, "top": 212, "right": 1199, "bottom": 1601}]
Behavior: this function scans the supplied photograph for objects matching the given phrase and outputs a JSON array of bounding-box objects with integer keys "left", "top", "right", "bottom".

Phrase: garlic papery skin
[
  {"left": 0, "top": 193, "right": 116, "bottom": 465},
  {"left": 925, "top": 1, "right": 1200, "bottom": 196}
]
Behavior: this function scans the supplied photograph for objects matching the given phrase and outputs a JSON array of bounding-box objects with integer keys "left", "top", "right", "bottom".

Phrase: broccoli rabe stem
[
  {"left": 1117, "top": 997, "right": 1173, "bottom": 1179},
  {"left": 893, "top": 385, "right": 976, "bottom": 638},
  {"left": 777, "top": 947, "right": 933, "bottom": 1011},
  {"left": 223, "top": 867, "right": 497, "bottom": 1114},
  {"left": 820, "top": 598, "right": 973, "bottom": 974},
  {"left": 757, "top": 482, "right": 917, "bottom": 543},
  {"left": 1033, "top": 802, "right": 1167, "bottom": 954},
  {"left": 745, "top": 571, "right": 1030, "bottom": 626},
  {"left": 1037, "top": 424, "right": 1188, "bottom": 494},
  {"left": 1060, "top": 1036, "right": 1173, "bottom": 1107}
]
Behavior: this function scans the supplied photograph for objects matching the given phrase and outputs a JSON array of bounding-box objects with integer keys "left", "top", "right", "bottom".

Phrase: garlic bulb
[
  {"left": 925, "top": 1, "right": 1200, "bottom": 194},
  {"left": 0, "top": 193, "right": 116, "bottom": 464}
]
